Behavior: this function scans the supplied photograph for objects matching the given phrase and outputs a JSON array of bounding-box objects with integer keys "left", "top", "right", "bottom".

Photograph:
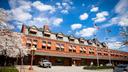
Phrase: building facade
[{"left": 21, "top": 25, "right": 128, "bottom": 66}]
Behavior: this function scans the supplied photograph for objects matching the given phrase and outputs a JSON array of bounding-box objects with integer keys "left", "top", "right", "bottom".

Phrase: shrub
[
  {"left": 0, "top": 67, "right": 18, "bottom": 72},
  {"left": 83, "top": 66, "right": 113, "bottom": 70}
]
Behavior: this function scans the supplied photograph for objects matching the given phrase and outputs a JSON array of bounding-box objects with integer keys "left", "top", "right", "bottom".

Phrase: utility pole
[{"left": 105, "top": 29, "right": 111, "bottom": 65}]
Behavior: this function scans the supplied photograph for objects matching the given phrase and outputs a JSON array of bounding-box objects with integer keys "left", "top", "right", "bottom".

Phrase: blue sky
[{"left": 0, "top": 0, "right": 128, "bottom": 51}]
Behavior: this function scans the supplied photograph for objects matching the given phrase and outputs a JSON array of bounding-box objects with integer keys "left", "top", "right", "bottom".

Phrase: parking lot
[{"left": 16, "top": 65, "right": 113, "bottom": 72}]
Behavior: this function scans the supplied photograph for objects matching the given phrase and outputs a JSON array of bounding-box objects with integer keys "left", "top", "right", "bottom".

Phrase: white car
[{"left": 39, "top": 59, "right": 52, "bottom": 68}]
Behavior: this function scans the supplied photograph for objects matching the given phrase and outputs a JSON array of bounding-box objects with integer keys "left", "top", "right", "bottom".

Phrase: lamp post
[{"left": 29, "top": 46, "right": 36, "bottom": 70}]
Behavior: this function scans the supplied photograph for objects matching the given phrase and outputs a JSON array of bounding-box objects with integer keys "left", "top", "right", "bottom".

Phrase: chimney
[
  {"left": 43, "top": 24, "right": 49, "bottom": 31},
  {"left": 21, "top": 24, "right": 26, "bottom": 33}
]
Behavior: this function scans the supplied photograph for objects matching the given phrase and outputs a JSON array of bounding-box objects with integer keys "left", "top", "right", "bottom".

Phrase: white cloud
[
  {"left": 11, "top": 8, "right": 32, "bottom": 22},
  {"left": 55, "top": 1, "right": 74, "bottom": 14},
  {"left": 71, "top": 23, "right": 82, "bottom": 30},
  {"left": 27, "top": 17, "right": 49, "bottom": 27},
  {"left": 80, "top": 13, "right": 88, "bottom": 20},
  {"left": 109, "top": 0, "right": 128, "bottom": 27},
  {"left": 119, "top": 17, "right": 128, "bottom": 26},
  {"left": 53, "top": 18, "right": 63, "bottom": 26},
  {"left": 8, "top": 0, "right": 32, "bottom": 22},
  {"left": 92, "top": 11, "right": 109, "bottom": 23},
  {"left": 114, "top": 0, "right": 128, "bottom": 14},
  {"left": 61, "top": 10, "right": 68, "bottom": 14},
  {"left": 32, "top": 1, "right": 53, "bottom": 11},
  {"left": 90, "top": 7, "right": 99, "bottom": 12},
  {"left": 76, "top": 27, "right": 96, "bottom": 37},
  {"left": 107, "top": 41, "right": 123, "bottom": 49}
]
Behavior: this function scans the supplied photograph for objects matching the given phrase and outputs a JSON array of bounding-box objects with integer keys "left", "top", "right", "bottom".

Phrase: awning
[
  {"left": 80, "top": 48, "right": 83, "bottom": 51},
  {"left": 30, "top": 29, "right": 37, "bottom": 32},
  {"left": 47, "top": 44, "right": 51, "bottom": 47},
  {"left": 44, "top": 31, "right": 51, "bottom": 35},
  {"left": 72, "top": 47, "right": 76, "bottom": 50},
  {"left": 60, "top": 45, "right": 64, "bottom": 48},
  {"left": 69, "top": 46, "right": 72, "bottom": 49},
  {"left": 56, "top": 44, "right": 60, "bottom": 47},
  {"left": 57, "top": 34, "right": 63, "bottom": 37},
  {"left": 42, "top": 43, "right": 46, "bottom": 46},
  {"left": 83, "top": 48, "right": 86, "bottom": 51},
  {"left": 27, "top": 40, "right": 31, "bottom": 43},
  {"left": 33, "top": 42, "right": 37, "bottom": 44}
]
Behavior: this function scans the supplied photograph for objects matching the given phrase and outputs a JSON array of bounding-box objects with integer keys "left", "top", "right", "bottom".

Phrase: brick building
[{"left": 21, "top": 25, "right": 128, "bottom": 66}]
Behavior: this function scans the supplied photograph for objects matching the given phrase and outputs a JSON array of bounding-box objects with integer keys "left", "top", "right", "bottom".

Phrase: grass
[{"left": 0, "top": 66, "right": 18, "bottom": 72}]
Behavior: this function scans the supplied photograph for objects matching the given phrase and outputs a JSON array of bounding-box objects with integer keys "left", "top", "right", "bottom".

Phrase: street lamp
[{"left": 29, "top": 46, "right": 37, "bottom": 70}]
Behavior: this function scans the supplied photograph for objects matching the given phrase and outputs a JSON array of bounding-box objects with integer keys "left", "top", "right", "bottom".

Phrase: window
[
  {"left": 33, "top": 44, "right": 37, "bottom": 48},
  {"left": 47, "top": 46, "right": 51, "bottom": 50},
  {"left": 73, "top": 50, "right": 76, "bottom": 52},
  {"left": 80, "top": 47, "right": 86, "bottom": 54},
  {"left": 43, "top": 40, "right": 46, "bottom": 43},
  {"left": 56, "top": 43, "right": 64, "bottom": 51},
  {"left": 56, "top": 47, "right": 60, "bottom": 51},
  {"left": 57, "top": 37, "right": 63, "bottom": 40},
  {"left": 98, "top": 53, "right": 102, "bottom": 55},
  {"left": 70, "top": 39, "right": 74, "bottom": 42},
  {"left": 33, "top": 40, "right": 38, "bottom": 45},
  {"left": 44, "top": 34, "right": 50, "bottom": 37},
  {"left": 68, "top": 45, "right": 76, "bottom": 53},
  {"left": 89, "top": 51, "right": 94, "bottom": 54},
  {"left": 48, "top": 41, "right": 51, "bottom": 44},
  {"left": 47, "top": 41, "right": 51, "bottom": 47},
  {"left": 42, "top": 41, "right": 46, "bottom": 49},
  {"left": 29, "top": 31, "right": 37, "bottom": 35},
  {"left": 42, "top": 46, "right": 46, "bottom": 49},
  {"left": 26, "top": 43, "right": 31, "bottom": 48}
]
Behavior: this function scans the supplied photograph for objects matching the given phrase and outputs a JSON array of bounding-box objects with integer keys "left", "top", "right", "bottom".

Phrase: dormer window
[
  {"left": 57, "top": 33, "right": 63, "bottom": 40},
  {"left": 79, "top": 38, "right": 85, "bottom": 44},
  {"left": 87, "top": 40, "right": 92, "bottom": 45},
  {"left": 29, "top": 26, "right": 37, "bottom": 35},
  {"left": 101, "top": 43, "right": 107, "bottom": 48},
  {"left": 44, "top": 30, "right": 51, "bottom": 38},
  {"left": 69, "top": 35, "right": 75, "bottom": 42}
]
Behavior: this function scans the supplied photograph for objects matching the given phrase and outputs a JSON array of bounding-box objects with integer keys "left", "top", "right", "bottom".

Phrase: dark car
[
  {"left": 113, "top": 64, "right": 128, "bottom": 72},
  {"left": 39, "top": 59, "right": 52, "bottom": 68}
]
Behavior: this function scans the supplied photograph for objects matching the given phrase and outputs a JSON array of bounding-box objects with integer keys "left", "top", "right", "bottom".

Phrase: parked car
[
  {"left": 39, "top": 59, "right": 52, "bottom": 68},
  {"left": 113, "top": 64, "right": 128, "bottom": 72}
]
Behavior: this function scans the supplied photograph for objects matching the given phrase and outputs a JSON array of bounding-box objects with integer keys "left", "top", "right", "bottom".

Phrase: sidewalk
[{"left": 16, "top": 65, "right": 36, "bottom": 72}]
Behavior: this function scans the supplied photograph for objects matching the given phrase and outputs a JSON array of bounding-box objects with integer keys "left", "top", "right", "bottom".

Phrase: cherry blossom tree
[
  {"left": 0, "top": 29, "right": 28, "bottom": 66},
  {"left": 0, "top": 8, "right": 28, "bottom": 66}
]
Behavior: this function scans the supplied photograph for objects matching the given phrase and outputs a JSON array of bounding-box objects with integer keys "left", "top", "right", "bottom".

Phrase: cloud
[
  {"left": 109, "top": 0, "right": 128, "bottom": 27},
  {"left": 71, "top": 23, "right": 82, "bottom": 30},
  {"left": 55, "top": 0, "right": 74, "bottom": 14},
  {"left": 92, "top": 11, "right": 109, "bottom": 23},
  {"left": 80, "top": 13, "right": 88, "bottom": 20},
  {"left": 114, "top": 0, "right": 128, "bottom": 14},
  {"left": 76, "top": 27, "right": 96, "bottom": 37},
  {"left": 32, "top": 1, "right": 53, "bottom": 12},
  {"left": 8, "top": 0, "right": 32, "bottom": 22},
  {"left": 53, "top": 18, "right": 63, "bottom": 26},
  {"left": 107, "top": 41, "right": 123, "bottom": 49},
  {"left": 27, "top": 17, "right": 49, "bottom": 27},
  {"left": 11, "top": 8, "right": 32, "bottom": 22},
  {"left": 90, "top": 7, "right": 99, "bottom": 12}
]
